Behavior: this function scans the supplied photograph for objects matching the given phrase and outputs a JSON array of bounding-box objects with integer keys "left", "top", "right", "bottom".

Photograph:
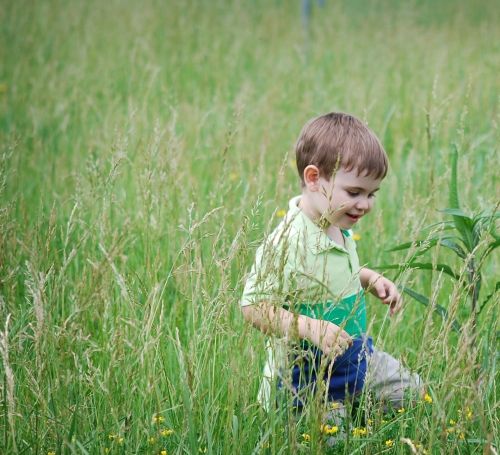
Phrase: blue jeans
[{"left": 278, "top": 336, "right": 374, "bottom": 410}]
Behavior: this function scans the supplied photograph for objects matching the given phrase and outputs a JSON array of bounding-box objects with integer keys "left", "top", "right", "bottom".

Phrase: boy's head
[
  {"left": 295, "top": 112, "right": 388, "bottom": 229},
  {"left": 295, "top": 112, "right": 388, "bottom": 186}
]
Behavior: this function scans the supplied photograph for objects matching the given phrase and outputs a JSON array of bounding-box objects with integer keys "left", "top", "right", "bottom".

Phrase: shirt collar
[{"left": 286, "top": 196, "right": 348, "bottom": 255}]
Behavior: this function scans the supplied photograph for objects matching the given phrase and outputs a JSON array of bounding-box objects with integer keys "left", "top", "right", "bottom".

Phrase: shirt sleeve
[{"left": 240, "top": 236, "right": 291, "bottom": 307}]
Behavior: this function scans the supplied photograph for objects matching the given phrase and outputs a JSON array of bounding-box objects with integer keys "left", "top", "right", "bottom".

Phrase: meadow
[{"left": 0, "top": 0, "right": 499, "bottom": 453}]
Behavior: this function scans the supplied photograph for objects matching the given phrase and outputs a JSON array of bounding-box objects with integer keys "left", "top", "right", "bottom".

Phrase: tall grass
[{"left": 0, "top": 0, "right": 498, "bottom": 453}]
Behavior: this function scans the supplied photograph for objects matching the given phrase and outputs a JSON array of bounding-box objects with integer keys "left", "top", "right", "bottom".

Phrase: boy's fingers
[
  {"left": 393, "top": 297, "right": 403, "bottom": 313},
  {"left": 372, "top": 281, "right": 384, "bottom": 297},
  {"left": 337, "top": 330, "right": 352, "bottom": 345},
  {"left": 389, "top": 295, "right": 402, "bottom": 315}
]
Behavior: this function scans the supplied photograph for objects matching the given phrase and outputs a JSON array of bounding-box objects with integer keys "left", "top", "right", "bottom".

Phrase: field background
[{"left": 1, "top": 0, "right": 498, "bottom": 453}]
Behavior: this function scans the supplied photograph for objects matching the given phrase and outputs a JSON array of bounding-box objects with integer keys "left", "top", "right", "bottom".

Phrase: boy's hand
[
  {"left": 366, "top": 273, "right": 402, "bottom": 316},
  {"left": 302, "top": 318, "right": 353, "bottom": 357}
]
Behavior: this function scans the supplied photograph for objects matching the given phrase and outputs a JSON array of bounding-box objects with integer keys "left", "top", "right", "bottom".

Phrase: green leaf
[
  {"left": 68, "top": 404, "right": 79, "bottom": 449},
  {"left": 448, "top": 146, "right": 475, "bottom": 251},
  {"left": 423, "top": 220, "right": 456, "bottom": 230},
  {"left": 472, "top": 210, "right": 500, "bottom": 244},
  {"left": 403, "top": 287, "right": 461, "bottom": 332},
  {"left": 386, "top": 239, "right": 437, "bottom": 253},
  {"left": 479, "top": 281, "right": 500, "bottom": 314},
  {"left": 449, "top": 146, "right": 460, "bottom": 210},
  {"left": 438, "top": 238, "right": 467, "bottom": 259},
  {"left": 376, "top": 262, "right": 460, "bottom": 281},
  {"left": 481, "top": 238, "right": 500, "bottom": 263},
  {"left": 386, "top": 240, "right": 424, "bottom": 252},
  {"left": 439, "top": 208, "right": 473, "bottom": 219},
  {"left": 387, "top": 236, "right": 466, "bottom": 260}
]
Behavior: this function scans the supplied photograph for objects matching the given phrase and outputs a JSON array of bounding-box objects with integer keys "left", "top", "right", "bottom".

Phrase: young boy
[{"left": 240, "top": 112, "right": 422, "bottom": 416}]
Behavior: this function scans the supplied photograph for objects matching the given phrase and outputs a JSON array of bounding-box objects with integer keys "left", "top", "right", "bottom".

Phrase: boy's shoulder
[{"left": 260, "top": 199, "right": 308, "bottom": 255}]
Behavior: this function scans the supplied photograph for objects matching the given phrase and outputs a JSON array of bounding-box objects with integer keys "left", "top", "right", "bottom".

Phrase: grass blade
[
  {"left": 403, "top": 287, "right": 461, "bottom": 332},
  {"left": 479, "top": 281, "right": 500, "bottom": 314},
  {"left": 439, "top": 208, "right": 473, "bottom": 219},
  {"left": 449, "top": 146, "right": 475, "bottom": 251},
  {"left": 480, "top": 238, "right": 500, "bottom": 263},
  {"left": 376, "top": 262, "right": 461, "bottom": 281},
  {"left": 386, "top": 239, "right": 437, "bottom": 253},
  {"left": 449, "top": 145, "right": 460, "bottom": 210},
  {"left": 439, "top": 238, "right": 467, "bottom": 259}
]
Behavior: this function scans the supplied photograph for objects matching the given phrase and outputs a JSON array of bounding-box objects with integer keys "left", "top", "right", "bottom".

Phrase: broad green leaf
[
  {"left": 472, "top": 210, "right": 500, "bottom": 244},
  {"left": 481, "top": 238, "right": 500, "bottom": 263},
  {"left": 473, "top": 209, "right": 500, "bottom": 221},
  {"left": 479, "top": 281, "right": 500, "bottom": 314},
  {"left": 448, "top": 146, "right": 475, "bottom": 251},
  {"left": 386, "top": 239, "right": 437, "bottom": 253},
  {"left": 387, "top": 237, "right": 466, "bottom": 260},
  {"left": 439, "top": 238, "right": 466, "bottom": 259},
  {"left": 439, "top": 208, "right": 473, "bottom": 220},
  {"left": 403, "top": 287, "right": 461, "bottom": 332},
  {"left": 377, "top": 262, "right": 460, "bottom": 281},
  {"left": 386, "top": 240, "right": 424, "bottom": 252},
  {"left": 423, "top": 220, "right": 455, "bottom": 231}
]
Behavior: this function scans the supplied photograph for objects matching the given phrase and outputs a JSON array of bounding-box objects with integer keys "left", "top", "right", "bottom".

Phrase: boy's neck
[{"left": 297, "top": 195, "right": 345, "bottom": 245}]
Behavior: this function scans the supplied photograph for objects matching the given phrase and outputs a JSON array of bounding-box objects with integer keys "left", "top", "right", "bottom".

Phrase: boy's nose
[{"left": 355, "top": 198, "right": 371, "bottom": 211}]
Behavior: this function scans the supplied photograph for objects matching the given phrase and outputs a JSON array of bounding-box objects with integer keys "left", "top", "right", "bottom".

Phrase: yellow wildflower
[
  {"left": 104, "top": 449, "right": 110, "bottom": 454},
  {"left": 160, "top": 450, "right": 168, "bottom": 455},
  {"left": 397, "top": 407, "right": 405, "bottom": 414},
  {"left": 367, "top": 418, "right": 374, "bottom": 425},
  {"left": 449, "top": 419, "right": 456, "bottom": 426},
  {"left": 329, "top": 401, "right": 342, "bottom": 410},
  {"left": 424, "top": 393, "right": 433, "bottom": 404},
  {"left": 352, "top": 233, "right": 361, "bottom": 241},
  {"left": 352, "top": 427, "right": 368, "bottom": 437},
  {"left": 117, "top": 437, "right": 124, "bottom": 445},
  {"left": 276, "top": 209, "right": 286, "bottom": 218},
  {"left": 320, "top": 424, "right": 338, "bottom": 435},
  {"left": 160, "top": 428, "right": 174, "bottom": 437},
  {"left": 148, "top": 437, "right": 156, "bottom": 444},
  {"left": 301, "top": 433, "right": 311, "bottom": 442},
  {"left": 153, "top": 415, "right": 165, "bottom": 424},
  {"left": 47, "top": 452, "right": 56, "bottom": 455},
  {"left": 459, "top": 432, "right": 465, "bottom": 440},
  {"left": 108, "top": 434, "right": 116, "bottom": 440},
  {"left": 465, "top": 407, "right": 472, "bottom": 420},
  {"left": 385, "top": 439, "right": 394, "bottom": 447}
]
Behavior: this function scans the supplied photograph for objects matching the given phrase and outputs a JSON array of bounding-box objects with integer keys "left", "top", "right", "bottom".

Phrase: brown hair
[{"left": 295, "top": 112, "right": 388, "bottom": 185}]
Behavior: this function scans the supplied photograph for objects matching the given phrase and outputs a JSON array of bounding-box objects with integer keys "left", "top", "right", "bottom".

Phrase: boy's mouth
[{"left": 346, "top": 213, "right": 362, "bottom": 222}]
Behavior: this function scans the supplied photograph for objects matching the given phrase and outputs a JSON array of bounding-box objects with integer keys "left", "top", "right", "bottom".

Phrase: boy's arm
[
  {"left": 359, "top": 267, "right": 402, "bottom": 316},
  {"left": 241, "top": 302, "right": 352, "bottom": 357}
]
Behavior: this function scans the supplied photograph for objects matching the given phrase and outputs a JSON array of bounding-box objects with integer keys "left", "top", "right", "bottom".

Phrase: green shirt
[{"left": 241, "top": 195, "right": 366, "bottom": 337}]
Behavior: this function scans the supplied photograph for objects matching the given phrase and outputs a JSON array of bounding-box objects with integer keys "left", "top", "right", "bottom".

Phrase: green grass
[{"left": 0, "top": 0, "right": 498, "bottom": 453}]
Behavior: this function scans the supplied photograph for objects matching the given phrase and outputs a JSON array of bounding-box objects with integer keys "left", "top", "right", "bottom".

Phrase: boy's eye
[
  {"left": 368, "top": 193, "right": 377, "bottom": 199},
  {"left": 347, "top": 191, "right": 359, "bottom": 197}
]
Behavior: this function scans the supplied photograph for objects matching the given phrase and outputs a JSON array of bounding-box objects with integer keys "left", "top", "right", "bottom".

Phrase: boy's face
[{"left": 308, "top": 167, "right": 382, "bottom": 229}]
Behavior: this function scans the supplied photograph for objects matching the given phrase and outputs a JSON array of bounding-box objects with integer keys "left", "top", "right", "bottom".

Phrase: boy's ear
[{"left": 303, "top": 165, "right": 320, "bottom": 190}]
